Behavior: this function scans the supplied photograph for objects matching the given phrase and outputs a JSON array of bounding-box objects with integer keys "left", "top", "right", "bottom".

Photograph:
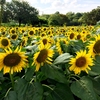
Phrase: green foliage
[
  {"left": 3, "top": 0, "right": 39, "bottom": 26},
  {"left": 53, "top": 53, "right": 73, "bottom": 65},
  {"left": 48, "top": 13, "right": 69, "bottom": 26},
  {"left": 71, "top": 76, "right": 97, "bottom": 100},
  {"left": 1, "top": 25, "right": 100, "bottom": 100}
]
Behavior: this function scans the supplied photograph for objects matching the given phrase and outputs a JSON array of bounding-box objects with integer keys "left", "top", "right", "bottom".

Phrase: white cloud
[
  {"left": 40, "top": 0, "right": 54, "bottom": 4},
  {"left": 6, "top": 0, "right": 100, "bottom": 14},
  {"left": 23, "top": 0, "right": 38, "bottom": 6},
  {"left": 51, "top": 0, "right": 64, "bottom": 8}
]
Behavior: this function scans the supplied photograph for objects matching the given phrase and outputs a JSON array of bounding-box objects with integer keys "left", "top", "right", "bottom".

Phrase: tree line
[{"left": 0, "top": 0, "right": 100, "bottom": 26}]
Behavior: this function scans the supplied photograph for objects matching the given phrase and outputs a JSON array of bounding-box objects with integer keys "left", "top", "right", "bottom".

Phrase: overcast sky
[{"left": 6, "top": 0, "right": 100, "bottom": 15}]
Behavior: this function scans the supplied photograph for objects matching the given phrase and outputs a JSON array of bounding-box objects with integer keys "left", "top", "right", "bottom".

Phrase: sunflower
[
  {"left": 69, "top": 50, "right": 94, "bottom": 75},
  {"left": 32, "top": 44, "right": 54, "bottom": 71},
  {"left": 37, "top": 36, "right": 52, "bottom": 46},
  {"left": 9, "top": 28, "right": 16, "bottom": 34},
  {"left": 56, "top": 38, "right": 68, "bottom": 54},
  {"left": 68, "top": 32, "right": 76, "bottom": 40},
  {"left": 28, "top": 29, "right": 35, "bottom": 37},
  {"left": 87, "top": 34, "right": 100, "bottom": 57},
  {"left": 0, "top": 37, "right": 11, "bottom": 49},
  {"left": 76, "top": 33, "right": 85, "bottom": 41},
  {"left": 10, "top": 34, "right": 18, "bottom": 40},
  {"left": 0, "top": 47, "right": 28, "bottom": 74},
  {"left": 1, "top": 31, "right": 6, "bottom": 36},
  {"left": 19, "top": 27, "right": 26, "bottom": 34},
  {"left": 20, "top": 37, "right": 28, "bottom": 47},
  {"left": 40, "top": 32, "right": 46, "bottom": 37}
]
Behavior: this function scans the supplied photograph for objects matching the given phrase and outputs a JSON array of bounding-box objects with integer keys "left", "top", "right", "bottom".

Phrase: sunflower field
[{"left": 0, "top": 24, "right": 100, "bottom": 100}]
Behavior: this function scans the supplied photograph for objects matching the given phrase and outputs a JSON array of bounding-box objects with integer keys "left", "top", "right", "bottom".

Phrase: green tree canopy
[
  {"left": 4, "top": 0, "right": 39, "bottom": 26},
  {"left": 48, "top": 12, "right": 69, "bottom": 26}
]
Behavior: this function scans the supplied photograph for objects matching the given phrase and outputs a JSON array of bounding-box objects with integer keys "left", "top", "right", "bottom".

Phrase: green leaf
[
  {"left": 14, "top": 79, "right": 43, "bottom": 100},
  {"left": 43, "top": 83, "right": 74, "bottom": 100},
  {"left": 53, "top": 53, "right": 73, "bottom": 65},
  {"left": 70, "top": 76, "right": 97, "bottom": 100},
  {"left": 41, "top": 64, "right": 68, "bottom": 84},
  {"left": 95, "top": 55, "right": 100, "bottom": 64},
  {"left": 45, "top": 94, "right": 54, "bottom": 100},
  {"left": 4, "top": 91, "right": 17, "bottom": 100},
  {"left": 90, "top": 64, "right": 100, "bottom": 75},
  {"left": 91, "top": 76, "right": 100, "bottom": 95},
  {"left": 96, "top": 95, "right": 100, "bottom": 100},
  {"left": 32, "top": 82, "right": 43, "bottom": 100},
  {"left": 14, "top": 78, "right": 28, "bottom": 100},
  {"left": 51, "top": 83, "right": 75, "bottom": 100},
  {"left": 25, "top": 67, "right": 35, "bottom": 81},
  {"left": 0, "top": 72, "right": 3, "bottom": 78},
  {"left": 89, "top": 55, "right": 100, "bottom": 75}
]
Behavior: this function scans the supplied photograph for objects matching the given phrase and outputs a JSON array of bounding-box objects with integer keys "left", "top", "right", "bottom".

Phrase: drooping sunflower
[
  {"left": 87, "top": 34, "right": 100, "bottom": 57},
  {"left": 0, "top": 37, "right": 11, "bottom": 49},
  {"left": 20, "top": 37, "right": 28, "bottom": 47},
  {"left": 0, "top": 47, "right": 28, "bottom": 74},
  {"left": 56, "top": 38, "right": 68, "bottom": 54},
  {"left": 32, "top": 44, "right": 54, "bottom": 71},
  {"left": 69, "top": 50, "right": 94, "bottom": 75}
]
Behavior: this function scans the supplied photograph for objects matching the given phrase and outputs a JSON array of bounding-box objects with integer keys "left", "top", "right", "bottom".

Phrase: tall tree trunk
[
  {"left": 19, "top": 18, "right": 22, "bottom": 27},
  {"left": 0, "top": 4, "right": 3, "bottom": 26}
]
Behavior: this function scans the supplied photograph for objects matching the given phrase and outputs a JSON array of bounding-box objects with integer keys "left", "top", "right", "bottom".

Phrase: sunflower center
[
  {"left": 70, "top": 33, "right": 74, "bottom": 39},
  {"left": 11, "top": 30, "right": 15, "bottom": 34},
  {"left": 42, "top": 39, "right": 47, "bottom": 45},
  {"left": 93, "top": 40, "right": 100, "bottom": 53},
  {"left": 29, "top": 31, "right": 34, "bottom": 35},
  {"left": 1, "top": 39, "right": 9, "bottom": 46},
  {"left": 3, "top": 53, "right": 21, "bottom": 67},
  {"left": 11, "top": 35, "right": 17, "bottom": 39},
  {"left": 76, "top": 57, "right": 86, "bottom": 67},
  {"left": 41, "top": 33, "right": 45, "bottom": 37},
  {"left": 36, "top": 49, "right": 48, "bottom": 63},
  {"left": 2, "top": 32, "right": 5, "bottom": 35},
  {"left": 77, "top": 35, "right": 81, "bottom": 40}
]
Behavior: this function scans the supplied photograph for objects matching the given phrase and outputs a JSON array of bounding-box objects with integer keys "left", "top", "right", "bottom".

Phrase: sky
[{"left": 6, "top": 0, "right": 100, "bottom": 15}]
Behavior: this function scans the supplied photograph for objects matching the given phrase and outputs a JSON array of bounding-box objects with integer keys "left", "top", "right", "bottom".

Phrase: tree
[
  {"left": 4, "top": 0, "right": 39, "bottom": 26},
  {"left": 0, "top": 0, "right": 6, "bottom": 26},
  {"left": 48, "top": 12, "right": 69, "bottom": 26},
  {"left": 79, "top": 6, "right": 100, "bottom": 25}
]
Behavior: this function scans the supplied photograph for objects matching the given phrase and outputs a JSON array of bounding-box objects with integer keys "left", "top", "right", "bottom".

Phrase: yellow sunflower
[
  {"left": 32, "top": 44, "right": 54, "bottom": 71},
  {"left": 20, "top": 37, "right": 28, "bottom": 47},
  {"left": 56, "top": 38, "right": 68, "bottom": 54},
  {"left": 1, "top": 31, "right": 7, "bottom": 36},
  {"left": 0, "top": 47, "right": 28, "bottom": 74},
  {"left": 68, "top": 32, "right": 76, "bottom": 40},
  {"left": 9, "top": 28, "right": 16, "bottom": 34},
  {"left": 69, "top": 50, "right": 94, "bottom": 75},
  {"left": 0, "top": 37, "right": 11, "bottom": 49},
  {"left": 37, "top": 36, "right": 52, "bottom": 46},
  {"left": 28, "top": 29, "right": 35, "bottom": 37},
  {"left": 40, "top": 32, "right": 46, "bottom": 37},
  {"left": 87, "top": 34, "right": 100, "bottom": 57},
  {"left": 10, "top": 34, "right": 18, "bottom": 40}
]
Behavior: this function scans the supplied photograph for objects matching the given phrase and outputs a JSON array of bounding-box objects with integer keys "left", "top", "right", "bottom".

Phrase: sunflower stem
[
  {"left": 42, "top": 84, "right": 54, "bottom": 91},
  {"left": 9, "top": 73, "right": 14, "bottom": 89}
]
